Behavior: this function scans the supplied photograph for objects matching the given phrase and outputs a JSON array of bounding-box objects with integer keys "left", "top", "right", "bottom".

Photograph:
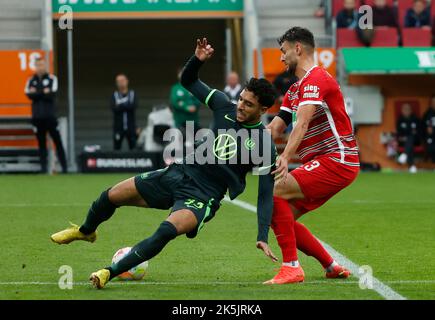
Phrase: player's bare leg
[
  {"left": 90, "top": 209, "right": 197, "bottom": 289},
  {"left": 51, "top": 177, "right": 148, "bottom": 245}
]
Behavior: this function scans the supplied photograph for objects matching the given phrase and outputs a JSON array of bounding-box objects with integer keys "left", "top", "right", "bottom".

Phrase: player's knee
[{"left": 154, "top": 221, "right": 178, "bottom": 241}]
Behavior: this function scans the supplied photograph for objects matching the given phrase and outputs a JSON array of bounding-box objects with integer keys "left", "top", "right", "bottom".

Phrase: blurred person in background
[
  {"left": 336, "top": 0, "right": 359, "bottom": 29},
  {"left": 404, "top": 0, "right": 431, "bottom": 28},
  {"left": 423, "top": 95, "right": 435, "bottom": 163},
  {"left": 314, "top": 0, "right": 326, "bottom": 17},
  {"left": 358, "top": 0, "right": 398, "bottom": 46},
  {"left": 273, "top": 70, "right": 298, "bottom": 104},
  {"left": 396, "top": 103, "right": 422, "bottom": 173},
  {"left": 372, "top": 0, "right": 398, "bottom": 27},
  {"left": 25, "top": 57, "right": 67, "bottom": 174},
  {"left": 111, "top": 74, "right": 138, "bottom": 151},
  {"left": 170, "top": 67, "right": 202, "bottom": 142},
  {"left": 223, "top": 71, "right": 243, "bottom": 104}
]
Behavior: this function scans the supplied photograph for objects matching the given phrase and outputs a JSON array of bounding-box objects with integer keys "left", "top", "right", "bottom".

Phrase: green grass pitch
[{"left": 0, "top": 172, "right": 434, "bottom": 300}]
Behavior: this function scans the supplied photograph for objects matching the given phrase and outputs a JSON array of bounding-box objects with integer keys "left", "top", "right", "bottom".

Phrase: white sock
[
  {"left": 283, "top": 261, "right": 299, "bottom": 268},
  {"left": 326, "top": 260, "right": 338, "bottom": 272}
]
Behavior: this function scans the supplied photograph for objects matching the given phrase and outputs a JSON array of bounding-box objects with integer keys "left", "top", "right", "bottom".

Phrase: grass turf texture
[{"left": 0, "top": 172, "right": 434, "bottom": 300}]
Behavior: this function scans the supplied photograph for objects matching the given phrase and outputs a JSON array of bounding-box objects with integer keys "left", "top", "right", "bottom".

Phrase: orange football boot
[{"left": 263, "top": 265, "right": 305, "bottom": 284}]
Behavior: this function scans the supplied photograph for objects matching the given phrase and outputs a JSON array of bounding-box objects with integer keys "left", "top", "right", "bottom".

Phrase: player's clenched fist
[{"left": 195, "top": 38, "right": 215, "bottom": 62}]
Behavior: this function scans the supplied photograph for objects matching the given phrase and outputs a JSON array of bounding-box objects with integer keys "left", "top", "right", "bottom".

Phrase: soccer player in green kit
[{"left": 50, "top": 38, "right": 279, "bottom": 289}]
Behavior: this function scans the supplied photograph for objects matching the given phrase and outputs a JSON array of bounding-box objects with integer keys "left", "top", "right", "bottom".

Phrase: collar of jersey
[{"left": 240, "top": 120, "right": 263, "bottom": 128}]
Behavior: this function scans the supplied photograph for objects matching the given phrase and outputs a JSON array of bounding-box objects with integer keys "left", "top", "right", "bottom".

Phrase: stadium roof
[{"left": 341, "top": 48, "right": 435, "bottom": 75}]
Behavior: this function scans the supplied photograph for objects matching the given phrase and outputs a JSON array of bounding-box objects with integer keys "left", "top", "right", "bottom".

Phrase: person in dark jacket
[
  {"left": 396, "top": 103, "right": 422, "bottom": 173},
  {"left": 372, "top": 0, "right": 398, "bottom": 27},
  {"left": 336, "top": 0, "right": 359, "bottom": 29},
  {"left": 111, "top": 74, "right": 138, "bottom": 151},
  {"left": 404, "top": 0, "right": 431, "bottom": 28},
  {"left": 25, "top": 57, "right": 67, "bottom": 173},
  {"left": 423, "top": 95, "right": 435, "bottom": 162}
]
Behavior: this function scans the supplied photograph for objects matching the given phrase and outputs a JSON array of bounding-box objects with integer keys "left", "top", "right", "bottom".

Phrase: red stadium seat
[
  {"left": 364, "top": 0, "right": 394, "bottom": 7},
  {"left": 402, "top": 27, "right": 432, "bottom": 46},
  {"left": 332, "top": 0, "right": 361, "bottom": 17},
  {"left": 371, "top": 27, "right": 399, "bottom": 47},
  {"left": 336, "top": 28, "right": 365, "bottom": 48},
  {"left": 398, "top": 0, "right": 418, "bottom": 29}
]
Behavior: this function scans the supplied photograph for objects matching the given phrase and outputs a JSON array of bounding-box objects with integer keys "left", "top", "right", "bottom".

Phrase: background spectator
[
  {"left": 25, "top": 57, "right": 67, "bottom": 173},
  {"left": 170, "top": 67, "right": 201, "bottom": 135},
  {"left": 273, "top": 70, "right": 298, "bottom": 104},
  {"left": 372, "top": 0, "right": 398, "bottom": 27},
  {"left": 314, "top": 0, "right": 326, "bottom": 17},
  {"left": 396, "top": 103, "right": 422, "bottom": 173},
  {"left": 223, "top": 71, "right": 243, "bottom": 104},
  {"left": 336, "top": 0, "right": 359, "bottom": 29},
  {"left": 423, "top": 95, "right": 435, "bottom": 162},
  {"left": 404, "top": 0, "right": 431, "bottom": 28},
  {"left": 111, "top": 74, "right": 138, "bottom": 151},
  {"left": 357, "top": 0, "right": 398, "bottom": 46}
]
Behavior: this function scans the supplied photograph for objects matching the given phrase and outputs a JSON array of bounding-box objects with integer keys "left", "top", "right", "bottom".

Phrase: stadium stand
[
  {"left": 402, "top": 27, "right": 432, "bottom": 46},
  {"left": 371, "top": 26, "right": 400, "bottom": 46},
  {"left": 337, "top": 28, "right": 365, "bottom": 47},
  {"left": 0, "top": 1, "right": 50, "bottom": 172}
]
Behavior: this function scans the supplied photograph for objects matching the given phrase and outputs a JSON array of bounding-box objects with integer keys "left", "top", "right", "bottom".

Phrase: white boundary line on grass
[
  {"left": 223, "top": 197, "right": 407, "bottom": 301},
  {"left": 0, "top": 280, "right": 433, "bottom": 286}
]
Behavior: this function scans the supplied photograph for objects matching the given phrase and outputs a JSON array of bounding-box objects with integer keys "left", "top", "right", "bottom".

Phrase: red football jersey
[{"left": 280, "top": 66, "right": 359, "bottom": 167}]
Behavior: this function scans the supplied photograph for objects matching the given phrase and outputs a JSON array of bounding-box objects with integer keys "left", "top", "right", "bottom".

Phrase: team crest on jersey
[
  {"left": 213, "top": 134, "right": 237, "bottom": 160},
  {"left": 244, "top": 138, "right": 255, "bottom": 151}
]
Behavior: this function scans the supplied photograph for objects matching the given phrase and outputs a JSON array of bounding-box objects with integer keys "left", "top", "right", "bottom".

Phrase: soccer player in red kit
[{"left": 263, "top": 27, "right": 359, "bottom": 284}]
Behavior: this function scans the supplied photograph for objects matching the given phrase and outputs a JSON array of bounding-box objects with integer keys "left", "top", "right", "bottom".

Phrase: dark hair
[
  {"left": 278, "top": 27, "right": 315, "bottom": 49},
  {"left": 245, "top": 78, "right": 277, "bottom": 108}
]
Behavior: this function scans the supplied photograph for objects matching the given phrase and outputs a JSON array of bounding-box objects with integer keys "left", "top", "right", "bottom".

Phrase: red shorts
[{"left": 290, "top": 155, "right": 360, "bottom": 214}]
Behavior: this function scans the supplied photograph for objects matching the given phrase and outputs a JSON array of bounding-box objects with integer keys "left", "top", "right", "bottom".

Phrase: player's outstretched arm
[
  {"left": 272, "top": 104, "right": 316, "bottom": 182},
  {"left": 256, "top": 173, "right": 278, "bottom": 263},
  {"left": 180, "top": 38, "right": 230, "bottom": 110}
]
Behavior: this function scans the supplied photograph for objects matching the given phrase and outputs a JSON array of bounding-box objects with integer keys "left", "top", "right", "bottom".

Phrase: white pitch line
[
  {"left": 0, "top": 280, "right": 433, "bottom": 287},
  {"left": 223, "top": 196, "right": 407, "bottom": 300}
]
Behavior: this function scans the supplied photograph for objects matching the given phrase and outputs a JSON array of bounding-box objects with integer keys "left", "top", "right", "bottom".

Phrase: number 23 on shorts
[{"left": 304, "top": 160, "right": 320, "bottom": 172}]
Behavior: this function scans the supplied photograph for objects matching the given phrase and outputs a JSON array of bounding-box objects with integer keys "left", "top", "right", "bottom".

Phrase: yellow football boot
[
  {"left": 89, "top": 269, "right": 111, "bottom": 289},
  {"left": 50, "top": 222, "right": 97, "bottom": 244}
]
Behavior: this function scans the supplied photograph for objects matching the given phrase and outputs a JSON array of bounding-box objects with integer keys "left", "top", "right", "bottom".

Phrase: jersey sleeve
[
  {"left": 277, "top": 90, "right": 294, "bottom": 126},
  {"left": 254, "top": 139, "right": 277, "bottom": 243},
  {"left": 298, "top": 71, "right": 329, "bottom": 107},
  {"left": 180, "top": 55, "right": 231, "bottom": 111}
]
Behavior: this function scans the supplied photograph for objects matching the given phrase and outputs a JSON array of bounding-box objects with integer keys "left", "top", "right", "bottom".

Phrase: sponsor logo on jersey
[
  {"left": 224, "top": 114, "right": 236, "bottom": 122},
  {"left": 303, "top": 84, "right": 320, "bottom": 99}
]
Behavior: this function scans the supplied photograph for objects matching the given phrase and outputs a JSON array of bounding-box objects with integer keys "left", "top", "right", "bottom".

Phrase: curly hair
[
  {"left": 245, "top": 78, "right": 277, "bottom": 108},
  {"left": 278, "top": 26, "right": 315, "bottom": 49}
]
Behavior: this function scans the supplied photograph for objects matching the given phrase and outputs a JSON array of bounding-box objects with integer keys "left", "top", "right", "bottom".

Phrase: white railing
[{"left": 243, "top": 0, "right": 262, "bottom": 78}]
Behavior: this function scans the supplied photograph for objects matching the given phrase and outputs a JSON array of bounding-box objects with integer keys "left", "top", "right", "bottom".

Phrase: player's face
[
  {"left": 35, "top": 60, "right": 47, "bottom": 76},
  {"left": 280, "top": 41, "right": 299, "bottom": 76},
  {"left": 116, "top": 75, "right": 129, "bottom": 91},
  {"left": 236, "top": 89, "right": 267, "bottom": 123}
]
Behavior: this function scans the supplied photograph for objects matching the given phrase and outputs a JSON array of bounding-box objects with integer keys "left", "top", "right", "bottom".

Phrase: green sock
[
  {"left": 79, "top": 189, "right": 118, "bottom": 235},
  {"left": 107, "top": 221, "right": 178, "bottom": 280}
]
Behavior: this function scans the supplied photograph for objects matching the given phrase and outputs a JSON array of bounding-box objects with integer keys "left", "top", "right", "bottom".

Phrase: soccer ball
[{"left": 112, "top": 247, "right": 149, "bottom": 281}]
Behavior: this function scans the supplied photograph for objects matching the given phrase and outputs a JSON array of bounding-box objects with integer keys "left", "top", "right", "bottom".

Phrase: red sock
[
  {"left": 271, "top": 196, "right": 298, "bottom": 262},
  {"left": 294, "top": 221, "right": 334, "bottom": 269}
]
